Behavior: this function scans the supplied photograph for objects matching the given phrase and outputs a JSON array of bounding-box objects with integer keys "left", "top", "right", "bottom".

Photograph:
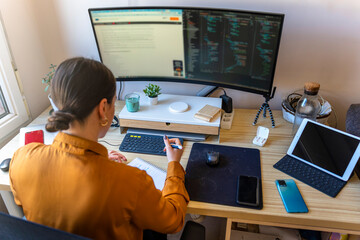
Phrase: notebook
[
  {"left": 274, "top": 119, "right": 360, "bottom": 197},
  {"left": 19, "top": 125, "right": 58, "bottom": 147},
  {"left": 128, "top": 158, "right": 166, "bottom": 190}
]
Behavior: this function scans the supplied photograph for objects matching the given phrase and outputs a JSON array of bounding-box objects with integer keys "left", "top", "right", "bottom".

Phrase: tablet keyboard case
[{"left": 274, "top": 155, "right": 346, "bottom": 197}]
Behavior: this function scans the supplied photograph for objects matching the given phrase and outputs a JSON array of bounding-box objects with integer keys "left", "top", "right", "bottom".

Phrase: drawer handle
[{"left": 166, "top": 122, "right": 171, "bottom": 126}]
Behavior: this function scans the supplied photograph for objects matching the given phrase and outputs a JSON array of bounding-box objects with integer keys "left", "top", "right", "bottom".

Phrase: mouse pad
[{"left": 185, "top": 143, "right": 263, "bottom": 209}]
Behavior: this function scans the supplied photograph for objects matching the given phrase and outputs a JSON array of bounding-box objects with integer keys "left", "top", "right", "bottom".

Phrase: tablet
[{"left": 288, "top": 119, "right": 360, "bottom": 181}]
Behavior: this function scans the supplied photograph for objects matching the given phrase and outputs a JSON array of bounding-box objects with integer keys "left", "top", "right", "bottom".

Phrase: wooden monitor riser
[{"left": 118, "top": 93, "right": 222, "bottom": 135}]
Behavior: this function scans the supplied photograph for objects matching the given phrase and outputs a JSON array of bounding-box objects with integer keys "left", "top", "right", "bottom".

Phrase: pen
[
  {"left": 171, "top": 144, "right": 183, "bottom": 150},
  {"left": 164, "top": 135, "right": 183, "bottom": 149}
]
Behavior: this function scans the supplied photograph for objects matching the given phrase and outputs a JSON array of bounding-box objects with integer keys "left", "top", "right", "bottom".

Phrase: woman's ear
[{"left": 97, "top": 98, "right": 108, "bottom": 120}]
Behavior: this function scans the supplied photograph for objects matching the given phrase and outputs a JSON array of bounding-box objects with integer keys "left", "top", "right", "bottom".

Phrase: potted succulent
[
  {"left": 143, "top": 83, "right": 161, "bottom": 105},
  {"left": 42, "top": 64, "right": 58, "bottom": 111}
]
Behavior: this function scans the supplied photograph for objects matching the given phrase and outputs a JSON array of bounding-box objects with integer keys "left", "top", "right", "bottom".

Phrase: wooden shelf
[{"left": 118, "top": 93, "right": 222, "bottom": 135}]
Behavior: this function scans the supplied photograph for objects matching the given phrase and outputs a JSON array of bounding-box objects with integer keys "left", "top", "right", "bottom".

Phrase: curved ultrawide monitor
[{"left": 89, "top": 7, "right": 284, "bottom": 96}]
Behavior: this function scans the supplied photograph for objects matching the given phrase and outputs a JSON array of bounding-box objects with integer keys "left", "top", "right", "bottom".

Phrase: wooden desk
[{"left": 1, "top": 101, "right": 360, "bottom": 238}]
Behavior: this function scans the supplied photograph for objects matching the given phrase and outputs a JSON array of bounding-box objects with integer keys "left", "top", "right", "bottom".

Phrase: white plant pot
[
  {"left": 148, "top": 96, "right": 158, "bottom": 105},
  {"left": 48, "top": 94, "right": 59, "bottom": 111}
]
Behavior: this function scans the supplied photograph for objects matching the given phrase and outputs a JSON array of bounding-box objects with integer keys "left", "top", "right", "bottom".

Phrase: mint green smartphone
[{"left": 275, "top": 179, "right": 308, "bottom": 213}]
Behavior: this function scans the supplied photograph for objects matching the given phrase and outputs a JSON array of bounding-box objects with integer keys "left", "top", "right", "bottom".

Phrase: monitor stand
[
  {"left": 118, "top": 93, "right": 222, "bottom": 136},
  {"left": 196, "top": 86, "right": 218, "bottom": 97},
  {"left": 126, "top": 128, "right": 207, "bottom": 142}
]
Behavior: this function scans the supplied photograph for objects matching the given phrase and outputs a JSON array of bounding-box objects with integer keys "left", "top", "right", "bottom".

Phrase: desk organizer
[{"left": 220, "top": 110, "right": 234, "bottom": 129}]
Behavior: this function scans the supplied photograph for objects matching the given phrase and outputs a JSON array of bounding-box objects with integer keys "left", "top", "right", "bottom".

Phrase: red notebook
[{"left": 25, "top": 130, "right": 44, "bottom": 145}]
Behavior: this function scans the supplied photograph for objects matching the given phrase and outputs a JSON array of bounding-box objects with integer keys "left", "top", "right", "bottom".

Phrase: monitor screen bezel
[{"left": 88, "top": 6, "right": 285, "bottom": 96}]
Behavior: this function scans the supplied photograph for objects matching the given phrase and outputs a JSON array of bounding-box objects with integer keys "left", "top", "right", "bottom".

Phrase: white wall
[
  {"left": 1, "top": 0, "right": 360, "bottom": 130},
  {"left": 0, "top": 0, "right": 47, "bottom": 120}
]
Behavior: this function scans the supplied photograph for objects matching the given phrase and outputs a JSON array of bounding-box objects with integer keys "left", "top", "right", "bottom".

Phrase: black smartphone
[{"left": 236, "top": 175, "right": 259, "bottom": 207}]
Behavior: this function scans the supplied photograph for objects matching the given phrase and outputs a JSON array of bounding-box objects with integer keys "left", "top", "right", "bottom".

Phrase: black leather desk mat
[{"left": 185, "top": 143, "right": 262, "bottom": 209}]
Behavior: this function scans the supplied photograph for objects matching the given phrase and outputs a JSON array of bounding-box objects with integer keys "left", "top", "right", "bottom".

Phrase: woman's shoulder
[
  {"left": 11, "top": 143, "right": 50, "bottom": 172},
  {"left": 14, "top": 142, "right": 47, "bottom": 156}
]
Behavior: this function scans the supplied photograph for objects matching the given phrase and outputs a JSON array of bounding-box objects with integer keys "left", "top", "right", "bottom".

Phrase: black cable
[
  {"left": 111, "top": 116, "right": 120, "bottom": 128},
  {"left": 98, "top": 140, "right": 120, "bottom": 147},
  {"left": 286, "top": 93, "right": 302, "bottom": 112}
]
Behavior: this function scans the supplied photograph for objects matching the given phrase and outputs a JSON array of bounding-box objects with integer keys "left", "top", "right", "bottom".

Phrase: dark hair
[{"left": 46, "top": 57, "right": 116, "bottom": 132}]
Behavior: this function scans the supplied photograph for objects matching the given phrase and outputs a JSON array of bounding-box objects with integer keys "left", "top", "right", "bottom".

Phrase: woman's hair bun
[{"left": 46, "top": 110, "right": 76, "bottom": 132}]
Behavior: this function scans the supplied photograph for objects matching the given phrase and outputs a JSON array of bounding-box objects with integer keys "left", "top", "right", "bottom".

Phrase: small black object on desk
[
  {"left": 0, "top": 158, "right": 11, "bottom": 172},
  {"left": 219, "top": 89, "right": 233, "bottom": 113},
  {"left": 206, "top": 151, "right": 220, "bottom": 166}
]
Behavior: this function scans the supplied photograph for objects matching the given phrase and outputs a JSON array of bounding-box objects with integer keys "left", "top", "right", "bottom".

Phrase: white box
[{"left": 252, "top": 126, "right": 269, "bottom": 147}]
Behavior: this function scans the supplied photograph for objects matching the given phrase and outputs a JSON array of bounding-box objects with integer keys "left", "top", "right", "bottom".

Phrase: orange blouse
[{"left": 10, "top": 132, "right": 189, "bottom": 240}]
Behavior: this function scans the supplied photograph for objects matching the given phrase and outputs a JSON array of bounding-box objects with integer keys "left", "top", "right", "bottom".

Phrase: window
[
  {"left": 0, "top": 14, "right": 29, "bottom": 144},
  {"left": 0, "top": 86, "right": 9, "bottom": 119}
]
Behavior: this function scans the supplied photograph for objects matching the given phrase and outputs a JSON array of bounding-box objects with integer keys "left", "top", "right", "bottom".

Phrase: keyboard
[
  {"left": 126, "top": 128, "right": 206, "bottom": 141},
  {"left": 119, "top": 133, "right": 184, "bottom": 156},
  {"left": 273, "top": 155, "right": 346, "bottom": 197}
]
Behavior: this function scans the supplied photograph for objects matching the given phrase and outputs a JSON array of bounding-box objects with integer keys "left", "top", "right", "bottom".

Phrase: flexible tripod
[{"left": 253, "top": 87, "right": 276, "bottom": 128}]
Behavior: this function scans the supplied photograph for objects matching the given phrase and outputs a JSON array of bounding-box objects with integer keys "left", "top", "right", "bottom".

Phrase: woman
[{"left": 9, "top": 57, "right": 189, "bottom": 240}]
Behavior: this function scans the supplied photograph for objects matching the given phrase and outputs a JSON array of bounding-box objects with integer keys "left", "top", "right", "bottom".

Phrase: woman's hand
[
  {"left": 163, "top": 135, "right": 183, "bottom": 163},
  {"left": 108, "top": 150, "right": 127, "bottom": 163}
]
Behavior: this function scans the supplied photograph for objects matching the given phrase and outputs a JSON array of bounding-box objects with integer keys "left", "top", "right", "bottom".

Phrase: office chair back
[
  {"left": 0, "top": 212, "right": 90, "bottom": 240},
  {"left": 0, "top": 212, "right": 206, "bottom": 240},
  {"left": 180, "top": 221, "right": 206, "bottom": 240}
]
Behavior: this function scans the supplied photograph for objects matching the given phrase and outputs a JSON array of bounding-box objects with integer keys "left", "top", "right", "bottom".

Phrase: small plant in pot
[
  {"left": 143, "top": 83, "right": 161, "bottom": 105},
  {"left": 42, "top": 64, "right": 58, "bottom": 112}
]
